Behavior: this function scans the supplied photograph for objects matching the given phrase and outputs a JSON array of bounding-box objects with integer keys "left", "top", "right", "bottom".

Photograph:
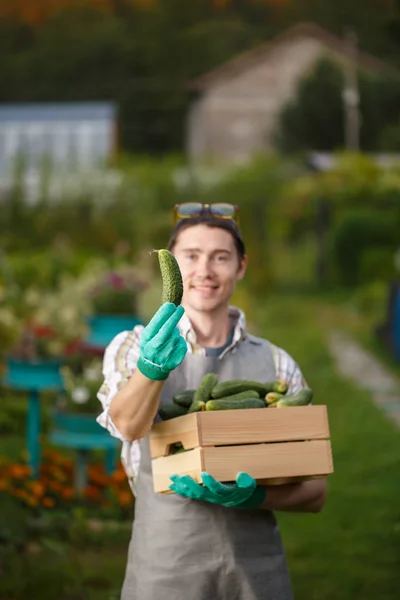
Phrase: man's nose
[{"left": 196, "top": 257, "right": 213, "bottom": 277}]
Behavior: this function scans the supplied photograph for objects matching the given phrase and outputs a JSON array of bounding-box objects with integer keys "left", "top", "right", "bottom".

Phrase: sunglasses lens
[
  {"left": 176, "top": 203, "right": 203, "bottom": 218},
  {"left": 210, "top": 203, "right": 236, "bottom": 217}
]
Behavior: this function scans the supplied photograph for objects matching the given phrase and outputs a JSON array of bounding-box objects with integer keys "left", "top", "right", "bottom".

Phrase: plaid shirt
[{"left": 97, "top": 306, "right": 307, "bottom": 495}]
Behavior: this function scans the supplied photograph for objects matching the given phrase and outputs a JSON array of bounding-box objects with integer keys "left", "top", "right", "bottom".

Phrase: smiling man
[{"left": 97, "top": 204, "right": 326, "bottom": 600}]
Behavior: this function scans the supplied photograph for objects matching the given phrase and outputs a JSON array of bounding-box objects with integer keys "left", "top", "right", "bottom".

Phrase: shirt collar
[{"left": 178, "top": 305, "right": 247, "bottom": 352}]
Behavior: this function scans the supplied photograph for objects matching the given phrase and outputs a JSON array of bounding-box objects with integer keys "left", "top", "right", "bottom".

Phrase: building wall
[
  {"left": 0, "top": 103, "right": 117, "bottom": 177},
  {"left": 187, "top": 36, "right": 345, "bottom": 164}
]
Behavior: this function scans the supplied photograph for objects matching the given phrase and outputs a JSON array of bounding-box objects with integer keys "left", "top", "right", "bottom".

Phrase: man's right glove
[
  {"left": 137, "top": 302, "right": 187, "bottom": 381},
  {"left": 169, "top": 472, "right": 267, "bottom": 509}
]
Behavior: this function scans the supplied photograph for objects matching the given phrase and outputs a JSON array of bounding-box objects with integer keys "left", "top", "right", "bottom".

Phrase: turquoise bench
[{"left": 50, "top": 412, "right": 120, "bottom": 494}]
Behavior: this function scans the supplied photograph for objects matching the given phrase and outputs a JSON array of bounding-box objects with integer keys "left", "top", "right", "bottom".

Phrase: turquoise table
[{"left": 3, "top": 358, "right": 64, "bottom": 478}]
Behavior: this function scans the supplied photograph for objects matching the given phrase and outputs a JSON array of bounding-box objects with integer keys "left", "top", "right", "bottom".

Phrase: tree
[{"left": 276, "top": 58, "right": 400, "bottom": 153}]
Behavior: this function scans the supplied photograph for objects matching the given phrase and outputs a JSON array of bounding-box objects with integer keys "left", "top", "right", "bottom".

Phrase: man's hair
[{"left": 167, "top": 214, "right": 246, "bottom": 260}]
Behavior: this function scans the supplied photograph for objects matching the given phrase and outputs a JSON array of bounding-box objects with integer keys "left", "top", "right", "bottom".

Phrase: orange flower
[
  {"left": 47, "top": 481, "right": 64, "bottom": 494},
  {"left": 88, "top": 466, "right": 109, "bottom": 487},
  {"left": 118, "top": 491, "right": 133, "bottom": 507},
  {"left": 62, "top": 487, "right": 74, "bottom": 500},
  {"left": 42, "top": 497, "right": 55, "bottom": 508},
  {"left": 8, "top": 464, "right": 31, "bottom": 479},
  {"left": 84, "top": 485, "right": 101, "bottom": 500},
  {"left": 29, "top": 481, "right": 45, "bottom": 497},
  {"left": 111, "top": 470, "right": 127, "bottom": 485}
]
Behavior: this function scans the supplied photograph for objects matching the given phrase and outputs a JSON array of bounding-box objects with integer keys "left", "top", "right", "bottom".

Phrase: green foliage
[
  {"left": 349, "top": 280, "right": 389, "bottom": 325},
  {"left": 0, "top": 491, "right": 29, "bottom": 548},
  {"left": 202, "top": 154, "right": 303, "bottom": 290},
  {"left": 3, "top": 151, "right": 400, "bottom": 295},
  {"left": 280, "top": 152, "right": 400, "bottom": 286},
  {"left": 277, "top": 59, "right": 345, "bottom": 152},
  {"left": 331, "top": 209, "right": 399, "bottom": 286},
  {"left": 0, "top": 498, "right": 131, "bottom": 599},
  {"left": 277, "top": 58, "right": 400, "bottom": 153},
  {"left": 0, "top": 393, "right": 27, "bottom": 435}
]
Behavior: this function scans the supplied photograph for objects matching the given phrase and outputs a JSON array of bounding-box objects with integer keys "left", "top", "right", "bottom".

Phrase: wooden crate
[{"left": 150, "top": 406, "right": 334, "bottom": 494}]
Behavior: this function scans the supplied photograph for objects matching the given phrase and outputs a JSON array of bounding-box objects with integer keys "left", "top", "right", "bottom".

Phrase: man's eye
[{"left": 215, "top": 255, "right": 227, "bottom": 262}]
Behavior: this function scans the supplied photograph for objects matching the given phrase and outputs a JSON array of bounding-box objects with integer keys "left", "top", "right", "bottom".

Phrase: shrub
[{"left": 331, "top": 209, "right": 399, "bottom": 286}]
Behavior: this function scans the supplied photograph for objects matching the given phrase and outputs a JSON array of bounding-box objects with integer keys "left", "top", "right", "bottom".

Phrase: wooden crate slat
[
  {"left": 203, "top": 440, "right": 333, "bottom": 482},
  {"left": 197, "top": 406, "right": 329, "bottom": 446},
  {"left": 152, "top": 440, "right": 333, "bottom": 493}
]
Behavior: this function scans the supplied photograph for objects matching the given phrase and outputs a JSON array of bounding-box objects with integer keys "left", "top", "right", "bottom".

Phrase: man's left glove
[
  {"left": 137, "top": 303, "right": 187, "bottom": 381},
  {"left": 169, "top": 472, "right": 266, "bottom": 509}
]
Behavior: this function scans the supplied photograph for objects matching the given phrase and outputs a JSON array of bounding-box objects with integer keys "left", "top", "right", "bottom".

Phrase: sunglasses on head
[{"left": 174, "top": 203, "right": 240, "bottom": 225}]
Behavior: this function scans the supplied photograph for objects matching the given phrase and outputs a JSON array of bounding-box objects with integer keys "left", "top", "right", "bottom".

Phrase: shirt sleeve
[
  {"left": 271, "top": 343, "right": 308, "bottom": 396},
  {"left": 96, "top": 325, "right": 144, "bottom": 440}
]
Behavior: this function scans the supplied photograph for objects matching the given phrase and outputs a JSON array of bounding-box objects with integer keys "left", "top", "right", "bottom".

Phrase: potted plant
[
  {"left": 85, "top": 266, "right": 148, "bottom": 349},
  {"left": 57, "top": 357, "right": 104, "bottom": 418},
  {"left": 0, "top": 305, "right": 22, "bottom": 357},
  {"left": 4, "top": 287, "right": 86, "bottom": 391}
]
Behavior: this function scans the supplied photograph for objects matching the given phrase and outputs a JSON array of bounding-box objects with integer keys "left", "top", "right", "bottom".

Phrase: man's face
[{"left": 172, "top": 224, "right": 247, "bottom": 314}]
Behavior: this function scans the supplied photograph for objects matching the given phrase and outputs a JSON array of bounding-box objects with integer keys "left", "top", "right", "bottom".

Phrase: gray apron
[{"left": 121, "top": 334, "right": 293, "bottom": 600}]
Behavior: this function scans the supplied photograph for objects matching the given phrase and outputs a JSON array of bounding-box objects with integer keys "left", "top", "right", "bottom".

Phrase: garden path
[{"left": 328, "top": 331, "right": 400, "bottom": 428}]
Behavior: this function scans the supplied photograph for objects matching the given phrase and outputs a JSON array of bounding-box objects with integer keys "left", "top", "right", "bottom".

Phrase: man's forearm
[
  {"left": 260, "top": 478, "right": 327, "bottom": 513},
  {"left": 108, "top": 369, "right": 164, "bottom": 441}
]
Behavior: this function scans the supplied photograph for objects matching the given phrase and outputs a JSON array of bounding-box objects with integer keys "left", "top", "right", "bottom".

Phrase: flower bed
[{"left": 0, "top": 448, "right": 133, "bottom": 520}]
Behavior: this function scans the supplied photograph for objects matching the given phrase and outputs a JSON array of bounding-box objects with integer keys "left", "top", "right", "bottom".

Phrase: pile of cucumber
[{"left": 158, "top": 373, "right": 313, "bottom": 421}]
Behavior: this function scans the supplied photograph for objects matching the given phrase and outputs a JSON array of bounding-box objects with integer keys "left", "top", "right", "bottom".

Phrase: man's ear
[{"left": 237, "top": 255, "right": 247, "bottom": 281}]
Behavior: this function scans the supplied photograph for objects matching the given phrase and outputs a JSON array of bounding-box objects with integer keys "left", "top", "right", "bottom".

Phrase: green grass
[
  {"left": 0, "top": 523, "right": 131, "bottom": 600},
  {"left": 254, "top": 293, "right": 400, "bottom": 600}
]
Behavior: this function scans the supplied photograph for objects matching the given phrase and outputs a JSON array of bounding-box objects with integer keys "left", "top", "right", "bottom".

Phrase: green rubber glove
[
  {"left": 169, "top": 472, "right": 266, "bottom": 509},
  {"left": 137, "top": 303, "right": 187, "bottom": 381}
]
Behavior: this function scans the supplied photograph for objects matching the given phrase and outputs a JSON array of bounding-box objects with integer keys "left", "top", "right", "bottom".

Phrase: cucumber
[
  {"left": 171, "top": 443, "right": 187, "bottom": 455},
  {"left": 276, "top": 387, "right": 313, "bottom": 408},
  {"left": 187, "top": 400, "right": 206, "bottom": 413},
  {"left": 206, "top": 398, "right": 265, "bottom": 411},
  {"left": 193, "top": 372, "right": 219, "bottom": 403},
  {"left": 155, "top": 249, "right": 183, "bottom": 306},
  {"left": 265, "top": 392, "right": 284, "bottom": 406},
  {"left": 208, "top": 390, "right": 260, "bottom": 403},
  {"left": 173, "top": 389, "right": 196, "bottom": 408},
  {"left": 211, "top": 379, "right": 287, "bottom": 398},
  {"left": 158, "top": 403, "right": 187, "bottom": 420},
  {"left": 270, "top": 380, "right": 288, "bottom": 394}
]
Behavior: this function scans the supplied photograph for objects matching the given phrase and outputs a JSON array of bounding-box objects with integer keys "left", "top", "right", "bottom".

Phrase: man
[{"left": 97, "top": 203, "right": 326, "bottom": 600}]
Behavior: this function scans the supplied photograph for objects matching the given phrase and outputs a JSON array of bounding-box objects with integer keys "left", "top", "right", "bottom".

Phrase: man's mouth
[{"left": 191, "top": 284, "right": 218, "bottom": 294}]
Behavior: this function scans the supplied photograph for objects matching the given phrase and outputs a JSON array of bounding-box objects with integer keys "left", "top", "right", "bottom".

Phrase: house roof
[
  {"left": 0, "top": 102, "right": 117, "bottom": 122},
  {"left": 190, "top": 22, "right": 394, "bottom": 92}
]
